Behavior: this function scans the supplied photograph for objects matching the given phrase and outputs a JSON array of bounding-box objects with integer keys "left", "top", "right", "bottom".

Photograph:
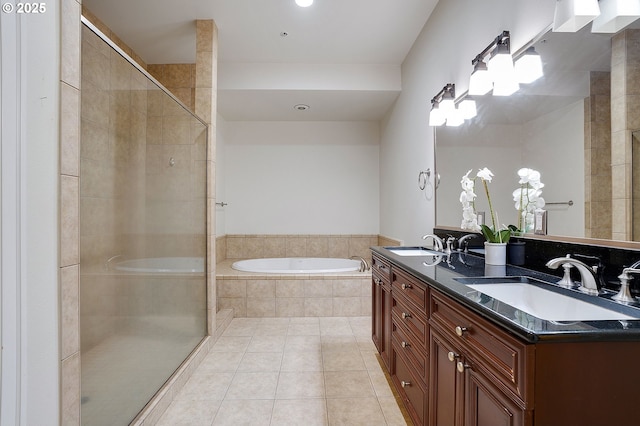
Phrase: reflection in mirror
[
  {"left": 634, "top": 130, "right": 640, "bottom": 240},
  {"left": 435, "top": 23, "right": 640, "bottom": 242}
]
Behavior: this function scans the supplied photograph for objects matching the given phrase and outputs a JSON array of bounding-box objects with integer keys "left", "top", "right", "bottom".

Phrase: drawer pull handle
[
  {"left": 457, "top": 361, "right": 470, "bottom": 373},
  {"left": 447, "top": 351, "right": 459, "bottom": 362},
  {"left": 401, "top": 283, "right": 412, "bottom": 290},
  {"left": 402, "top": 312, "right": 411, "bottom": 319},
  {"left": 401, "top": 341, "right": 410, "bottom": 348},
  {"left": 401, "top": 380, "right": 411, "bottom": 388},
  {"left": 455, "top": 326, "right": 468, "bottom": 337}
]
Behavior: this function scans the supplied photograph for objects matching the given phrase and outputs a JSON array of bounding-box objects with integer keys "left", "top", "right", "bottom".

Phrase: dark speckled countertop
[{"left": 372, "top": 246, "right": 640, "bottom": 343}]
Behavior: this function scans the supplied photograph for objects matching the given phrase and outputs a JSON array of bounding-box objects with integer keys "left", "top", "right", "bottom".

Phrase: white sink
[
  {"left": 466, "top": 282, "right": 636, "bottom": 321},
  {"left": 385, "top": 247, "right": 442, "bottom": 256}
]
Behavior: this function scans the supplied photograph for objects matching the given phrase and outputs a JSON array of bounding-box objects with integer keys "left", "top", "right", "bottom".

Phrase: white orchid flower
[{"left": 477, "top": 167, "right": 493, "bottom": 182}]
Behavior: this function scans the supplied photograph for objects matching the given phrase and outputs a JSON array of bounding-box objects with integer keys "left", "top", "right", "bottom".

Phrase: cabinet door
[
  {"left": 372, "top": 277, "right": 383, "bottom": 352},
  {"left": 465, "top": 365, "right": 525, "bottom": 426},
  {"left": 372, "top": 279, "right": 391, "bottom": 369},
  {"left": 429, "top": 329, "right": 464, "bottom": 426}
]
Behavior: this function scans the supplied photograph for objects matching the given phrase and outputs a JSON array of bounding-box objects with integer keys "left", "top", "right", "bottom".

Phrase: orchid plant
[
  {"left": 511, "top": 168, "right": 545, "bottom": 234},
  {"left": 460, "top": 167, "right": 511, "bottom": 244}
]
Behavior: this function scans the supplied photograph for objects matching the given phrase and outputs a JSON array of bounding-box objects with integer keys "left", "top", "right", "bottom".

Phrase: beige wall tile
[
  {"left": 305, "top": 280, "right": 332, "bottom": 297},
  {"left": 61, "top": 265, "right": 79, "bottom": 359},
  {"left": 61, "top": 83, "right": 80, "bottom": 176},
  {"left": 247, "top": 280, "right": 275, "bottom": 298},
  {"left": 61, "top": 176, "right": 79, "bottom": 267},
  {"left": 61, "top": 0, "right": 81, "bottom": 88},
  {"left": 247, "top": 298, "right": 276, "bottom": 317},
  {"left": 218, "top": 280, "right": 247, "bottom": 298},
  {"left": 61, "top": 352, "right": 80, "bottom": 425},
  {"left": 333, "top": 279, "right": 361, "bottom": 297},
  {"left": 276, "top": 280, "right": 304, "bottom": 298}
]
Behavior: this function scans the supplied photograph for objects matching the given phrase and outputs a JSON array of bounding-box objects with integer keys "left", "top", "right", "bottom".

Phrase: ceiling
[{"left": 82, "top": 0, "right": 440, "bottom": 121}]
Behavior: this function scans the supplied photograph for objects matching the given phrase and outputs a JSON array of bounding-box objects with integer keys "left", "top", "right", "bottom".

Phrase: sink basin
[
  {"left": 455, "top": 276, "right": 637, "bottom": 321},
  {"left": 385, "top": 246, "right": 442, "bottom": 256}
]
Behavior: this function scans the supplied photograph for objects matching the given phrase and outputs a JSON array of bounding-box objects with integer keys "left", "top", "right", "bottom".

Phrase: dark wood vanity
[{"left": 372, "top": 248, "right": 640, "bottom": 426}]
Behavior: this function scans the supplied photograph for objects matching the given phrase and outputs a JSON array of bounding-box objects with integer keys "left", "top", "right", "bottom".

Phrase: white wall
[
  {"left": 222, "top": 121, "right": 379, "bottom": 235},
  {"left": 380, "top": 0, "right": 557, "bottom": 245},
  {"left": 216, "top": 113, "right": 228, "bottom": 234},
  {"left": 1, "top": 5, "right": 60, "bottom": 424}
]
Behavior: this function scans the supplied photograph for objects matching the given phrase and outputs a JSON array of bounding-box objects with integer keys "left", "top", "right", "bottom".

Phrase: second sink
[{"left": 455, "top": 276, "right": 638, "bottom": 321}]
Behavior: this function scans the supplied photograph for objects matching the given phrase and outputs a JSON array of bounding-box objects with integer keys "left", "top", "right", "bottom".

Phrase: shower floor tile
[{"left": 158, "top": 316, "right": 409, "bottom": 425}]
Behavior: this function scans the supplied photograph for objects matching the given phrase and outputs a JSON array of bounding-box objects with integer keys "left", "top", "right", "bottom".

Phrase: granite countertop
[{"left": 371, "top": 246, "right": 640, "bottom": 343}]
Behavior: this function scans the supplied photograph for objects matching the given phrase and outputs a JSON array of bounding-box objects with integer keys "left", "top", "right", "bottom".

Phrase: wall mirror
[{"left": 436, "top": 22, "right": 640, "bottom": 242}]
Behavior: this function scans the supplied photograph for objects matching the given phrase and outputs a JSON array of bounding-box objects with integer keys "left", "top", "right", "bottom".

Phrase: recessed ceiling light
[
  {"left": 295, "top": 0, "right": 313, "bottom": 7},
  {"left": 294, "top": 104, "right": 310, "bottom": 111}
]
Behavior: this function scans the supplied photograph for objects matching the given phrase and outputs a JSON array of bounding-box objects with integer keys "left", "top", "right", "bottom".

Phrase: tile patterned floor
[{"left": 157, "top": 316, "right": 408, "bottom": 425}]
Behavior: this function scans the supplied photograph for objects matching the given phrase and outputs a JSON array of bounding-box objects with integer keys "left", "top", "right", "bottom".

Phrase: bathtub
[
  {"left": 115, "top": 257, "right": 204, "bottom": 273},
  {"left": 231, "top": 257, "right": 361, "bottom": 274}
]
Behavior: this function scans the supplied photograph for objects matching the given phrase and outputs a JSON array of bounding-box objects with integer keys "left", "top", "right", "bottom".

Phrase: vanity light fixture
[
  {"left": 591, "top": 0, "right": 640, "bottom": 33},
  {"left": 487, "top": 33, "right": 519, "bottom": 96},
  {"left": 468, "top": 31, "right": 521, "bottom": 97},
  {"left": 429, "top": 84, "right": 456, "bottom": 126},
  {"left": 469, "top": 59, "right": 493, "bottom": 96},
  {"left": 552, "top": 0, "right": 600, "bottom": 32},
  {"left": 295, "top": 0, "right": 313, "bottom": 7},
  {"left": 514, "top": 46, "right": 544, "bottom": 84},
  {"left": 428, "top": 100, "right": 446, "bottom": 126},
  {"left": 439, "top": 85, "right": 456, "bottom": 114}
]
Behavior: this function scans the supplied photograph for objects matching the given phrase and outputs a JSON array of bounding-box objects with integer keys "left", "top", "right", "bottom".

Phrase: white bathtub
[
  {"left": 115, "top": 257, "right": 204, "bottom": 273},
  {"left": 231, "top": 257, "right": 361, "bottom": 274}
]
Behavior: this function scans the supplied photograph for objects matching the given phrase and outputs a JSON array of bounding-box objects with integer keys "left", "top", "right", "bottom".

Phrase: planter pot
[
  {"left": 507, "top": 241, "right": 526, "bottom": 266},
  {"left": 484, "top": 242, "right": 507, "bottom": 266}
]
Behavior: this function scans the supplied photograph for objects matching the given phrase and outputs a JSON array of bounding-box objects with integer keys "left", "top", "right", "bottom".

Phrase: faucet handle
[
  {"left": 556, "top": 261, "right": 576, "bottom": 289},
  {"left": 613, "top": 268, "right": 640, "bottom": 303},
  {"left": 422, "top": 234, "right": 444, "bottom": 252}
]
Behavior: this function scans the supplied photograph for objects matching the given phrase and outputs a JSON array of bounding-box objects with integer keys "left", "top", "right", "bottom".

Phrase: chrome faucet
[
  {"left": 457, "top": 234, "right": 478, "bottom": 253},
  {"left": 422, "top": 234, "right": 443, "bottom": 252},
  {"left": 546, "top": 255, "right": 601, "bottom": 295},
  {"left": 350, "top": 256, "right": 370, "bottom": 272}
]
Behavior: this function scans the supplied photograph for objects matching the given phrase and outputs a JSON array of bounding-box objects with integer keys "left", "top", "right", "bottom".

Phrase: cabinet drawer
[
  {"left": 392, "top": 345, "right": 427, "bottom": 426},
  {"left": 372, "top": 255, "right": 391, "bottom": 286},
  {"left": 392, "top": 267, "right": 428, "bottom": 311},
  {"left": 392, "top": 319, "right": 428, "bottom": 384},
  {"left": 430, "top": 290, "right": 532, "bottom": 404},
  {"left": 392, "top": 294, "right": 428, "bottom": 350}
]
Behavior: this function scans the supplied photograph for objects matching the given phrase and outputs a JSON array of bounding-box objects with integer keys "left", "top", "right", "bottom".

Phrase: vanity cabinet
[
  {"left": 429, "top": 289, "right": 532, "bottom": 426},
  {"left": 372, "top": 248, "right": 640, "bottom": 425},
  {"left": 371, "top": 254, "right": 392, "bottom": 368}
]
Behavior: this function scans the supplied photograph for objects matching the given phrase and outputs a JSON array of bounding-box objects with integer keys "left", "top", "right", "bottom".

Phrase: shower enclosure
[{"left": 80, "top": 22, "right": 207, "bottom": 425}]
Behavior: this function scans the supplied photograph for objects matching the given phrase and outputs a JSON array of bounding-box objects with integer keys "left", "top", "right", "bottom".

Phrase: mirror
[{"left": 436, "top": 23, "right": 640, "bottom": 241}]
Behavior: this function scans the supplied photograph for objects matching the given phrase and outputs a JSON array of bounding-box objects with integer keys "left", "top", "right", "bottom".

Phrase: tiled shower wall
[
  {"left": 61, "top": 6, "right": 219, "bottom": 424},
  {"left": 611, "top": 29, "right": 640, "bottom": 241},
  {"left": 584, "top": 71, "right": 612, "bottom": 240}
]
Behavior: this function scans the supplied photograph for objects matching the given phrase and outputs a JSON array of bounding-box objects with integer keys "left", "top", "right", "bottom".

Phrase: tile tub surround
[
  {"left": 216, "top": 260, "right": 372, "bottom": 318},
  {"left": 216, "top": 234, "right": 403, "bottom": 264}
]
